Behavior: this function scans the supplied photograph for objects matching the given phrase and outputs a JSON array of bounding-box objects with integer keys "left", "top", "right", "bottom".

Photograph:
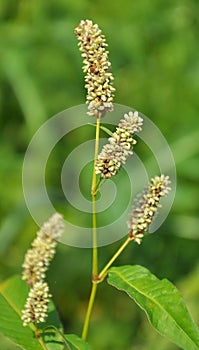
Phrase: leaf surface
[
  {"left": 64, "top": 334, "right": 92, "bottom": 350},
  {"left": 0, "top": 275, "right": 64, "bottom": 350},
  {"left": 107, "top": 265, "right": 199, "bottom": 350}
]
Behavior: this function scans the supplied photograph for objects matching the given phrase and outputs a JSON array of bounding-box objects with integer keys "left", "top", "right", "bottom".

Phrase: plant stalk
[
  {"left": 98, "top": 237, "right": 131, "bottom": 281},
  {"left": 81, "top": 114, "right": 101, "bottom": 340},
  {"left": 81, "top": 282, "right": 98, "bottom": 340},
  {"left": 91, "top": 115, "right": 101, "bottom": 277}
]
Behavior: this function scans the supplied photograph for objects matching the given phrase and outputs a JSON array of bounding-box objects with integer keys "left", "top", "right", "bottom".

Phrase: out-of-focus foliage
[{"left": 0, "top": 0, "right": 199, "bottom": 349}]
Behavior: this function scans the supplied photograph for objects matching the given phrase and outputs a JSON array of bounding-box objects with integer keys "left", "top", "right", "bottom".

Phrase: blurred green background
[{"left": 0, "top": 0, "right": 199, "bottom": 349}]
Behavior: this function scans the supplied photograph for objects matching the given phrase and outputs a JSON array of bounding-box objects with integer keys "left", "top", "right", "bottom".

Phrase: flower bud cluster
[
  {"left": 128, "top": 175, "right": 171, "bottom": 244},
  {"left": 95, "top": 111, "right": 143, "bottom": 178},
  {"left": 21, "top": 282, "right": 51, "bottom": 326},
  {"left": 21, "top": 213, "right": 64, "bottom": 326},
  {"left": 75, "top": 19, "right": 115, "bottom": 117},
  {"left": 22, "top": 213, "right": 64, "bottom": 286}
]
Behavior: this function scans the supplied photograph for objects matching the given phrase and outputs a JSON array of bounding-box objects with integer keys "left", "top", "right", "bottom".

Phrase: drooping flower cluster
[
  {"left": 21, "top": 282, "right": 51, "bottom": 326},
  {"left": 128, "top": 175, "right": 171, "bottom": 244},
  {"left": 21, "top": 213, "right": 64, "bottom": 326},
  {"left": 95, "top": 111, "right": 143, "bottom": 178},
  {"left": 22, "top": 213, "right": 64, "bottom": 286},
  {"left": 75, "top": 19, "right": 115, "bottom": 117}
]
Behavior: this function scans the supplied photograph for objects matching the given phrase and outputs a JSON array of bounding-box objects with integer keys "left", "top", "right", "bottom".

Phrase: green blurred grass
[{"left": 0, "top": 1, "right": 199, "bottom": 349}]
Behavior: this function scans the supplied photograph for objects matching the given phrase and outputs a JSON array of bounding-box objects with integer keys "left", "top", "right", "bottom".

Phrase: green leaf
[
  {"left": 88, "top": 123, "right": 113, "bottom": 137},
  {"left": 0, "top": 275, "right": 64, "bottom": 350},
  {"left": 99, "top": 125, "right": 113, "bottom": 137},
  {"left": 64, "top": 334, "right": 92, "bottom": 350},
  {"left": 107, "top": 265, "right": 199, "bottom": 350}
]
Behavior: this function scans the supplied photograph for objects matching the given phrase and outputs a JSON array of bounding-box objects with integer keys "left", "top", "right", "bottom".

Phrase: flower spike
[
  {"left": 22, "top": 213, "right": 64, "bottom": 286},
  {"left": 95, "top": 111, "right": 143, "bottom": 178},
  {"left": 21, "top": 213, "right": 64, "bottom": 326},
  {"left": 128, "top": 175, "right": 171, "bottom": 244},
  {"left": 75, "top": 19, "right": 115, "bottom": 117}
]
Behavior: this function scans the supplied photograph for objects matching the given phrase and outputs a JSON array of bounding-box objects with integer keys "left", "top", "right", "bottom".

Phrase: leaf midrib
[
  {"left": 109, "top": 268, "right": 197, "bottom": 348},
  {"left": 0, "top": 285, "right": 47, "bottom": 350}
]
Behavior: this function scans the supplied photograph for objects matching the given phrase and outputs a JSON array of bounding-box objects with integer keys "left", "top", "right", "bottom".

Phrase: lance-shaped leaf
[
  {"left": 0, "top": 275, "right": 63, "bottom": 350},
  {"left": 88, "top": 123, "right": 114, "bottom": 137},
  {"left": 107, "top": 265, "right": 199, "bottom": 350},
  {"left": 64, "top": 334, "right": 92, "bottom": 350}
]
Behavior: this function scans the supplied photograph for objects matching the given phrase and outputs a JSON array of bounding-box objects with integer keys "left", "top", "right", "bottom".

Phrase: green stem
[
  {"left": 34, "top": 325, "right": 48, "bottom": 350},
  {"left": 98, "top": 237, "right": 131, "bottom": 281},
  {"left": 81, "top": 114, "right": 101, "bottom": 340},
  {"left": 92, "top": 116, "right": 101, "bottom": 277},
  {"left": 82, "top": 236, "right": 131, "bottom": 339},
  {"left": 81, "top": 282, "right": 98, "bottom": 340},
  {"left": 92, "top": 177, "right": 102, "bottom": 195}
]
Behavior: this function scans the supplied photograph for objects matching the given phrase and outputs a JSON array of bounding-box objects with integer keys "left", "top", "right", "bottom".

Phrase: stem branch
[{"left": 98, "top": 237, "right": 131, "bottom": 281}]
